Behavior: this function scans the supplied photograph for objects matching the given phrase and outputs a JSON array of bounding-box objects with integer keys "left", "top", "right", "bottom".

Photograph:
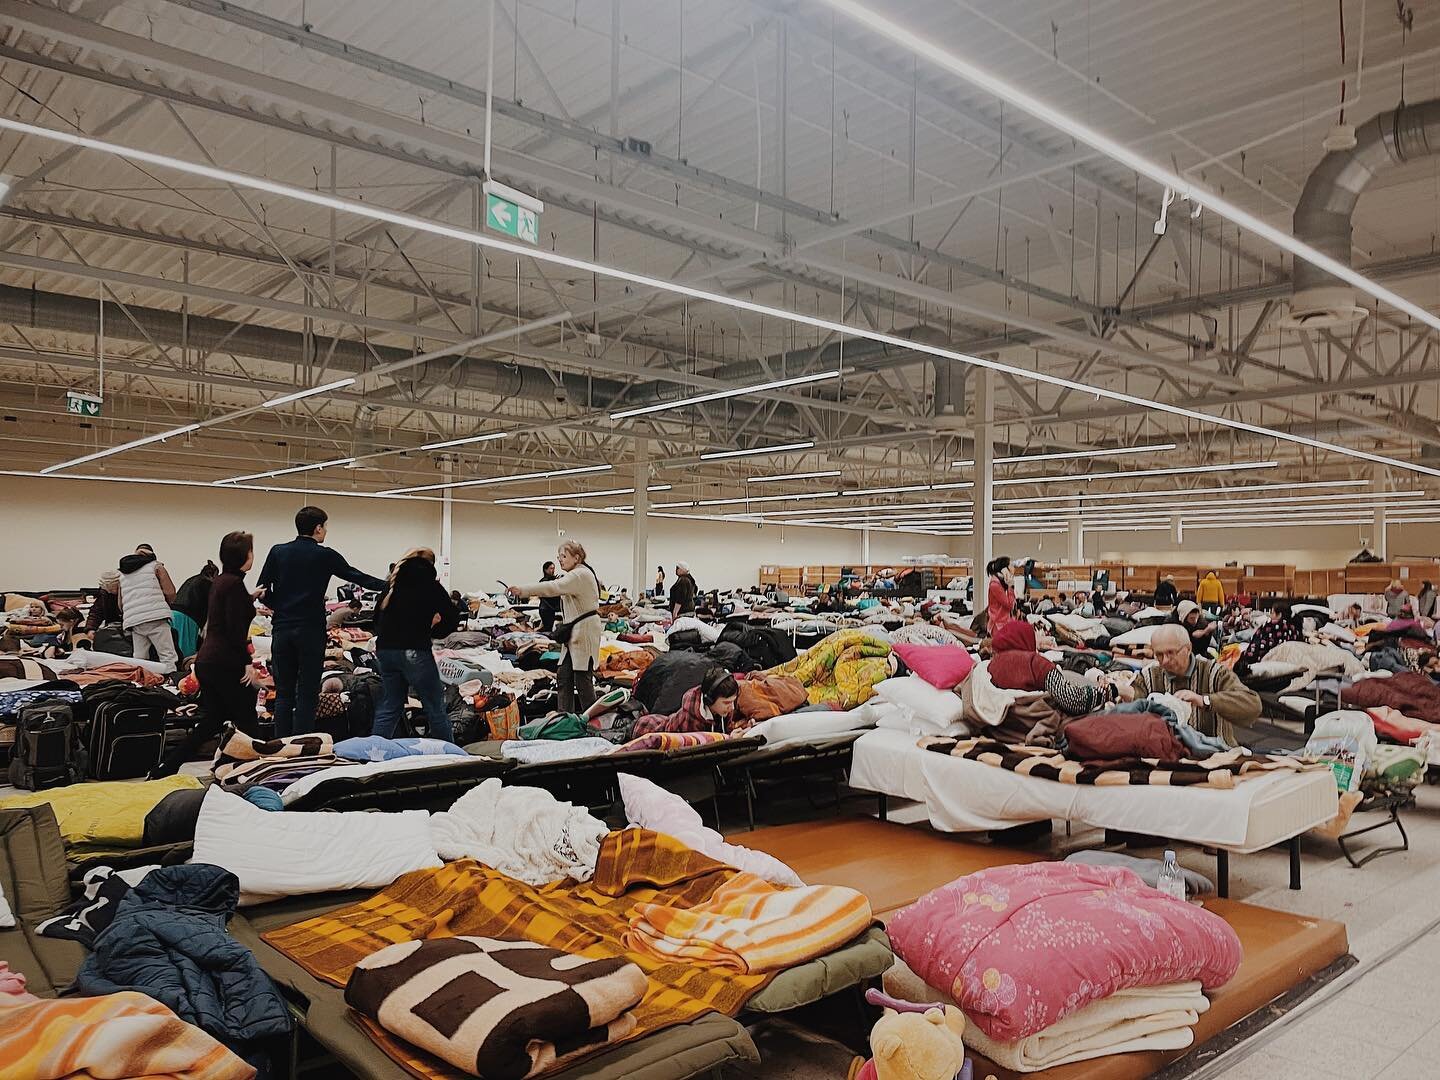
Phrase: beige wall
[{"left": 0, "top": 476, "right": 953, "bottom": 592}]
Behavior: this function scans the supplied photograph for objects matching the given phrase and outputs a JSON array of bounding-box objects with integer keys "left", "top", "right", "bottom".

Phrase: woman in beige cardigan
[{"left": 508, "top": 538, "right": 602, "bottom": 712}]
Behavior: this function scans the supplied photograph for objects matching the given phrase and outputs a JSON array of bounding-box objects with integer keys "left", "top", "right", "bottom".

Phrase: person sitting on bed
[
  {"left": 1172, "top": 600, "right": 1218, "bottom": 653},
  {"left": 988, "top": 620, "right": 1107, "bottom": 716},
  {"left": 1234, "top": 599, "right": 1302, "bottom": 677},
  {"left": 631, "top": 666, "right": 738, "bottom": 736},
  {"left": 1120, "top": 623, "right": 1261, "bottom": 746}
]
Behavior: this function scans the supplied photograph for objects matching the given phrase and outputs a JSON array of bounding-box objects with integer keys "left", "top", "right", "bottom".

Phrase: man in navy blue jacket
[{"left": 257, "top": 505, "right": 386, "bottom": 735}]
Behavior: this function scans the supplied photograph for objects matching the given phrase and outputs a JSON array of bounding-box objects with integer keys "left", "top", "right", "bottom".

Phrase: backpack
[{"left": 7, "top": 701, "right": 85, "bottom": 790}]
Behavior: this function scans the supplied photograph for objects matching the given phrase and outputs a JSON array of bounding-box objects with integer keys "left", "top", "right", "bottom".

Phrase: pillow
[
  {"left": 855, "top": 699, "right": 911, "bottom": 732},
  {"left": 1245, "top": 660, "right": 1307, "bottom": 680},
  {"left": 1319, "top": 622, "right": 1359, "bottom": 645},
  {"left": 332, "top": 736, "right": 468, "bottom": 762},
  {"left": 873, "top": 675, "right": 966, "bottom": 735},
  {"left": 618, "top": 773, "right": 802, "bottom": 886},
  {"left": 890, "top": 643, "right": 974, "bottom": 690},
  {"left": 886, "top": 862, "right": 1242, "bottom": 1042},
  {"left": 1109, "top": 625, "right": 1164, "bottom": 647},
  {"left": 741, "top": 709, "right": 872, "bottom": 750},
  {"left": 191, "top": 786, "right": 440, "bottom": 905}
]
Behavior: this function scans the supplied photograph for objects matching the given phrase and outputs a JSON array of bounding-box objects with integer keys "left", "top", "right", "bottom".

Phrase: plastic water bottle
[{"left": 1157, "top": 850, "right": 1187, "bottom": 902}]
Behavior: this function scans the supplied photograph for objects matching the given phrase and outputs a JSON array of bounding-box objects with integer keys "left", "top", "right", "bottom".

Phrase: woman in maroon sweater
[{"left": 151, "top": 531, "right": 263, "bottom": 777}]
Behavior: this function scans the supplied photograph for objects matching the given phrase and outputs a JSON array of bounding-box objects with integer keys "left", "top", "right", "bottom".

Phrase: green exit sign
[
  {"left": 486, "top": 192, "right": 539, "bottom": 244},
  {"left": 66, "top": 390, "right": 103, "bottom": 417}
]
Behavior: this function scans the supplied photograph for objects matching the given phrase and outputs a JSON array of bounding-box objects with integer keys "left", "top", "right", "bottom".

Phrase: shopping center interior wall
[{"left": 0, "top": 477, "right": 956, "bottom": 592}]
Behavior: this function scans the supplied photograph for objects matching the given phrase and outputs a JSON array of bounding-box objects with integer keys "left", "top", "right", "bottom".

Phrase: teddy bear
[{"left": 848, "top": 989, "right": 972, "bottom": 1080}]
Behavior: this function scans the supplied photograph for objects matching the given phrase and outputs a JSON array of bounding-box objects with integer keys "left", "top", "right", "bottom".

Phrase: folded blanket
[
  {"left": 264, "top": 831, "right": 777, "bottom": 1080},
  {"left": 885, "top": 958, "right": 1207, "bottom": 1072},
  {"left": 212, "top": 754, "right": 348, "bottom": 794},
  {"left": 626, "top": 872, "right": 872, "bottom": 974},
  {"left": 346, "top": 937, "right": 645, "bottom": 1080},
  {"left": 0, "top": 774, "right": 201, "bottom": 855},
  {"left": 212, "top": 724, "right": 333, "bottom": 770},
  {"left": 614, "top": 730, "right": 727, "bottom": 753},
  {"left": 37, "top": 865, "right": 155, "bottom": 946},
  {"left": 0, "top": 990, "right": 254, "bottom": 1080},
  {"left": 429, "top": 778, "right": 608, "bottom": 886}
]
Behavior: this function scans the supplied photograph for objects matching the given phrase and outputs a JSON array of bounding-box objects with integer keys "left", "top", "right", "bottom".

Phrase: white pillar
[
  {"left": 631, "top": 438, "right": 649, "bottom": 596},
  {"left": 972, "top": 368, "right": 994, "bottom": 579},
  {"left": 1067, "top": 517, "right": 1084, "bottom": 563},
  {"left": 861, "top": 526, "right": 871, "bottom": 566},
  {"left": 1374, "top": 506, "right": 1388, "bottom": 561},
  {"left": 439, "top": 456, "right": 453, "bottom": 587}
]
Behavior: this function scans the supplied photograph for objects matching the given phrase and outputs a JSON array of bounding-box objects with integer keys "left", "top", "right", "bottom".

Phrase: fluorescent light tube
[
  {"left": 747, "top": 470, "right": 842, "bottom": 484},
  {"left": 419, "top": 431, "right": 511, "bottom": 451},
  {"left": 260, "top": 378, "right": 356, "bottom": 407},
  {"left": 952, "top": 442, "right": 1177, "bottom": 467},
  {"left": 610, "top": 371, "right": 840, "bottom": 421},
  {"left": 41, "top": 422, "right": 201, "bottom": 474},
  {"left": 12, "top": 114, "right": 1437, "bottom": 479},
  {"left": 815, "top": 0, "right": 1440, "bottom": 340},
  {"left": 993, "top": 461, "right": 1276, "bottom": 486},
  {"left": 695, "top": 490, "right": 841, "bottom": 507},
  {"left": 382, "top": 463, "right": 611, "bottom": 495},
  {"left": 844, "top": 484, "right": 933, "bottom": 496},
  {"left": 700, "top": 441, "right": 815, "bottom": 460},
  {"left": 216, "top": 456, "right": 355, "bottom": 484},
  {"left": 493, "top": 484, "right": 671, "bottom": 505}
]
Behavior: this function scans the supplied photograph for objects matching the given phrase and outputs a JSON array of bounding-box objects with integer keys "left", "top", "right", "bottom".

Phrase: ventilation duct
[{"left": 1287, "top": 99, "right": 1440, "bottom": 329}]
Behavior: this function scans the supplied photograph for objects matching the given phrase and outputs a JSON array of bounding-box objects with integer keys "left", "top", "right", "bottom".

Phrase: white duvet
[
  {"left": 191, "top": 786, "right": 441, "bottom": 905},
  {"left": 429, "top": 778, "right": 607, "bottom": 886}
]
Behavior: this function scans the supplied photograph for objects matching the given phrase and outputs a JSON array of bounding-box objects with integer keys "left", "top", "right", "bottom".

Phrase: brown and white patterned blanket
[
  {"left": 345, "top": 937, "right": 645, "bottom": 1080},
  {"left": 921, "top": 737, "right": 1325, "bottom": 790}
]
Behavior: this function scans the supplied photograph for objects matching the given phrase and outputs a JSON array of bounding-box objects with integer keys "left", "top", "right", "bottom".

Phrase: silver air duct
[{"left": 1288, "top": 99, "right": 1440, "bottom": 329}]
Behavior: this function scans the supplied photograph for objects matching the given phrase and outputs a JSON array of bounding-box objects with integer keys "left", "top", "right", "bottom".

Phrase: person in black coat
[
  {"left": 372, "top": 548, "right": 460, "bottom": 742},
  {"left": 537, "top": 560, "right": 563, "bottom": 633}
]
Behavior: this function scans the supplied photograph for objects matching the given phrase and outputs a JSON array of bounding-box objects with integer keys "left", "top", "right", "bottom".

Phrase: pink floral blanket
[{"left": 885, "top": 862, "right": 1241, "bottom": 1041}]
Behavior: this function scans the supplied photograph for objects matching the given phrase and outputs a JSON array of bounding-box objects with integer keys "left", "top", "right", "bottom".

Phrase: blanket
[
  {"left": 212, "top": 754, "right": 349, "bottom": 794},
  {"left": 614, "top": 730, "right": 727, "bottom": 753},
  {"left": 211, "top": 724, "right": 333, "bottom": 771},
  {"left": 74, "top": 864, "right": 292, "bottom": 1050},
  {"left": 0, "top": 774, "right": 200, "bottom": 856},
  {"left": 960, "top": 661, "right": 1036, "bottom": 729},
  {"left": 626, "top": 871, "right": 871, "bottom": 974},
  {"left": 922, "top": 737, "right": 1322, "bottom": 789},
  {"left": 0, "top": 688, "right": 83, "bottom": 721},
  {"left": 885, "top": 863, "right": 1240, "bottom": 1042},
  {"left": 736, "top": 674, "right": 807, "bottom": 721},
  {"left": 764, "top": 629, "right": 892, "bottom": 709},
  {"left": 1343, "top": 671, "right": 1440, "bottom": 724},
  {"left": 264, "top": 831, "right": 779, "bottom": 1080},
  {"left": 0, "top": 991, "right": 255, "bottom": 1080},
  {"left": 429, "top": 778, "right": 608, "bottom": 886},
  {"left": 37, "top": 865, "right": 152, "bottom": 946},
  {"left": 1260, "top": 640, "right": 1366, "bottom": 694},
  {"left": 0, "top": 657, "right": 56, "bottom": 680},
  {"left": 346, "top": 937, "right": 646, "bottom": 1080},
  {"left": 62, "top": 663, "right": 168, "bottom": 688}
]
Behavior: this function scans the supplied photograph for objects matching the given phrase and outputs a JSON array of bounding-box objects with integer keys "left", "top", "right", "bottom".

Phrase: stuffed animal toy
[{"left": 848, "top": 989, "right": 971, "bottom": 1080}]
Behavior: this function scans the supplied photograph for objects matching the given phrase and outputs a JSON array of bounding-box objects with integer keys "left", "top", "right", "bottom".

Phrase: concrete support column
[
  {"left": 1374, "top": 506, "right": 1389, "bottom": 561},
  {"left": 439, "top": 456, "right": 453, "bottom": 587},
  {"left": 1171, "top": 514, "right": 1184, "bottom": 546},
  {"left": 972, "top": 369, "right": 994, "bottom": 579},
  {"left": 861, "top": 526, "right": 871, "bottom": 566},
  {"left": 631, "top": 439, "right": 649, "bottom": 596},
  {"left": 1067, "top": 517, "right": 1084, "bottom": 563}
]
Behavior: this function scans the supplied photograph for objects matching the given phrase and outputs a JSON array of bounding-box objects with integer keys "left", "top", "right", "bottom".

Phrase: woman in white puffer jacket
[{"left": 118, "top": 543, "right": 179, "bottom": 670}]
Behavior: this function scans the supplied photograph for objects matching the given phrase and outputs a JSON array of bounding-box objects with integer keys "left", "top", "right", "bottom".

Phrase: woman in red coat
[{"left": 985, "top": 556, "right": 1017, "bottom": 639}]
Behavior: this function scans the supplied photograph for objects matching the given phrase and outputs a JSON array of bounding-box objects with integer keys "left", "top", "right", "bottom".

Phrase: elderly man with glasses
[{"left": 1119, "top": 623, "right": 1261, "bottom": 746}]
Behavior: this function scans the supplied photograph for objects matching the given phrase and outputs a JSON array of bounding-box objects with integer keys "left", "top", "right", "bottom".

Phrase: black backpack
[{"left": 7, "top": 701, "right": 85, "bottom": 790}]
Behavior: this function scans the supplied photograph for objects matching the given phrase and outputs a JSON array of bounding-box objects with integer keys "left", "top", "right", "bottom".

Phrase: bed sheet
[{"left": 850, "top": 729, "right": 1338, "bottom": 851}]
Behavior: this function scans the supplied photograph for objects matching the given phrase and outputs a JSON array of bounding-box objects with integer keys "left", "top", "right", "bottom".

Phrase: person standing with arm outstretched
[
  {"left": 508, "top": 539, "right": 601, "bottom": 712},
  {"left": 257, "top": 505, "right": 386, "bottom": 736}
]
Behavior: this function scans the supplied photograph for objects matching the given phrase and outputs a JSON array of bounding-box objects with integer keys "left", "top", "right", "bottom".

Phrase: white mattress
[{"left": 850, "top": 729, "right": 1338, "bottom": 852}]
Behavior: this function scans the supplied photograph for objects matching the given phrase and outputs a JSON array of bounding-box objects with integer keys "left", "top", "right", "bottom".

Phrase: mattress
[{"left": 850, "top": 729, "right": 1339, "bottom": 852}]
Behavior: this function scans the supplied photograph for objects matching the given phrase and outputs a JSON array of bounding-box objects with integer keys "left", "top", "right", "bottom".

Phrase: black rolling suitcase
[{"left": 88, "top": 696, "right": 169, "bottom": 779}]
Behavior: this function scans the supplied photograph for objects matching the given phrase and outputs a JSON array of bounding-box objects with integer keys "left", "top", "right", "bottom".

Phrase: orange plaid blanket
[{"left": 263, "top": 830, "right": 782, "bottom": 1079}]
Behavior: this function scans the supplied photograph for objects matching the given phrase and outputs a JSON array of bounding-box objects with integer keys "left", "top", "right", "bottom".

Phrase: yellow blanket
[
  {"left": 0, "top": 990, "right": 254, "bottom": 1080},
  {"left": 626, "top": 872, "right": 872, "bottom": 973},
  {"left": 0, "top": 774, "right": 200, "bottom": 855}
]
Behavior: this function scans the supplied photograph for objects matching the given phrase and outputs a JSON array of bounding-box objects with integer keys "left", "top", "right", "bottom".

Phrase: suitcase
[{"left": 88, "top": 699, "right": 167, "bottom": 780}]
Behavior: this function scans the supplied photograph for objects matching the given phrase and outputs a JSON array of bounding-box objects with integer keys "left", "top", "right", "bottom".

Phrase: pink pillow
[
  {"left": 886, "top": 862, "right": 1241, "bottom": 1041},
  {"left": 892, "top": 642, "right": 974, "bottom": 690}
]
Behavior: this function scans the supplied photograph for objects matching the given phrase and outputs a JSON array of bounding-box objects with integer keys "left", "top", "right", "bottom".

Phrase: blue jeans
[{"left": 374, "top": 648, "right": 452, "bottom": 742}]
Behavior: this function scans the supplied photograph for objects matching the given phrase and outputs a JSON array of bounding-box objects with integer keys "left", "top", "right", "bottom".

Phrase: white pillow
[
  {"left": 742, "top": 709, "right": 872, "bottom": 750},
  {"left": 1245, "top": 660, "right": 1307, "bottom": 680},
  {"left": 0, "top": 881, "right": 13, "bottom": 928},
  {"left": 855, "top": 699, "right": 911, "bottom": 732},
  {"left": 1109, "top": 625, "right": 1164, "bottom": 647},
  {"left": 1320, "top": 623, "right": 1359, "bottom": 645},
  {"left": 191, "top": 786, "right": 440, "bottom": 906},
  {"left": 873, "top": 675, "right": 966, "bottom": 735}
]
